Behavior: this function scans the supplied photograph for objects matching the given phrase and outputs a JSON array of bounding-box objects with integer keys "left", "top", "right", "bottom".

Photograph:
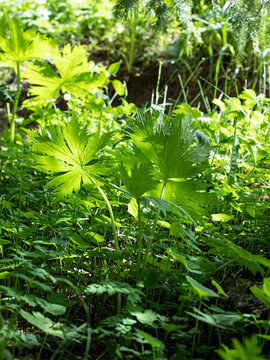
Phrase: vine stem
[
  {"left": 143, "top": 180, "right": 167, "bottom": 269},
  {"left": 10, "top": 61, "right": 21, "bottom": 143}
]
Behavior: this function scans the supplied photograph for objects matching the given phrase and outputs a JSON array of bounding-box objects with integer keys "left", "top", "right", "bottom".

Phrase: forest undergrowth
[{"left": 0, "top": 1, "right": 270, "bottom": 359}]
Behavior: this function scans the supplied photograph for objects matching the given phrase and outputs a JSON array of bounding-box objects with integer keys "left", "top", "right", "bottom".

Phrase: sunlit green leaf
[
  {"left": 212, "top": 213, "right": 233, "bottom": 222},
  {"left": 26, "top": 115, "right": 114, "bottom": 198},
  {"left": 0, "top": 15, "right": 55, "bottom": 70},
  {"left": 186, "top": 276, "right": 219, "bottom": 298},
  {"left": 23, "top": 44, "right": 108, "bottom": 106},
  {"left": 112, "top": 79, "right": 125, "bottom": 96}
]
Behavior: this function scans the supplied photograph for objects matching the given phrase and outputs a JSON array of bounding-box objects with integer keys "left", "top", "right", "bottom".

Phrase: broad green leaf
[
  {"left": 128, "top": 198, "right": 138, "bottom": 217},
  {"left": 108, "top": 61, "right": 122, "bottom": 75},
  {"left": 212, "top": 98, "right": 225, "bottom": 111},
  {"left": 135, "top": 310, "right": 158, "bottom": 325},
  {"left": 209, "top": 238, "right": 265, "bottom": 276},
  {"left": 186, "top": 276, "right": 219, "bottom": 298},
  {"left": 27, "top": 115, "right": 114, "bottom": 198},
  {"left": 127, "top": 303, "right": 158, "bottom": 325},
  {"left": 129, "top": 112, "right": 203, "bottom": 178},
  {"left": 43, "top": 303, "right": 66, "bottom": 316},
  {"left": 140, "top": 268, "right": 160, "bottom": 289},
  {"left": 212, "top": 213, "right": 233, "bottom": 222},
  {"left": 264, "top": 278, "right": 270, "bottom": 297},
  {"left": 250, "top": 287, "right": 270, "bottom": 308},
  {"left": 167, "top": 249, "right": 201, "bottom": 273},
  {"left": 194, "top": 130, "right": 210, "bottom": 145},
  {"left": 252, "top": 256, "right": 270, "bottom": 270},
  {"left": 0, "top": 15, "right": 56, "bottom": 70},
  {"left": 170, "top": 222, "right": 185, "bottom": 237},
  {"left": 47, "top": 294, "right": 74, "bottom": 308},
  {"left": 218, "top": 335, "right": 264, "bottom": 360},
  {"left": 142, "top": 196, "right": 194, "bottom": 220},
  {"left": 112, "top": 79, "right": 125, "bottom": 96},
  {"left": 157, "top": 220, "right": 170, "bottom": 229},
  {"left": 188, "top": 308, "right": 241, "bottom": 329},
  {"left": 212, "top": 280, "right": 227, "bottom": 297},
  {"left": 84, "top": 280, "right": 144, "bottom": 306},
  {"left": 246, "top": 205, "right": 256, "bottom": 218},
  {"left": 71, "top": 234, "right": 91, "bottom": 249},
  {"left": 239, "top": 89, "right": 257, "bottom": 100},
  {"left": 136, "top": 329, "right": 164, "bottom": 349},
  {"left": 174, "top": 103, "right": 201, "bottom": 118},
  {"left": 119, "top": 162, "right": 158, "bottom": 200},
  {"left": 20, "top": 310, "right": 64, "bottom": 338},
  {"left": 13, "top": 273, "right": 52, "bottom": 292},
  {"left": 250, "top": 279, "right": 270, "bottom": 308},
  {"left": 0, "top": 271, "right": 9, "bottom": 279},
  {"left": 258, "top": 335, "right": 270, "bottom": 341},
  {"left": 158, "top": 259, "right": 172, "bottom": 273},
  {"left": 127, "top": 110, "right": 212, "bottom": 218},
  {"left": 0, "top": 84, "right": 15, "bottom": 103},
  {"left": 23, "top": 44, "right": 108, "bottom": 106},
  {"left": 89, "top": 232, "right": 106, "bottom": 243},
  {"left": 0, "top": 239, "right": 11, "bottom": 245},
  {"left": 0, "top": 285, "right": 40, "bottom": 307}
]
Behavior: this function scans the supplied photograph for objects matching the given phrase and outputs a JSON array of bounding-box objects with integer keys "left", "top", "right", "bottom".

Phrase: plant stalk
[
  {"left": 143, "top": 180, "right": 167, "bottom": 269},
  {"left": 37, "top": 333, "right": 48, "bottom": 360},
  {"left": 136, "top": 199, "right": 142, "bottom": 280},
  {"left": 89, "top": 178, "right": 121, "bottom": 315},
  {"left": 10, "top": 61, "right": 21, "bottom": 143},
  {"left": 96, "top": 185, "right": 119, "bottom": 252}
]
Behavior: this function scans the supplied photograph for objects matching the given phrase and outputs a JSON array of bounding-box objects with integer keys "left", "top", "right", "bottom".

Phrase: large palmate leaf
[
  {"left": 0, "top": 15, "right": 55, "bottom": 70},
  {"left": 127, "top": 110, "right": 212, "bottom": 218},
  {"left": 23, "top": 44, "right": 108, "bottom": 106},
  {"left": 27, "top": 115, "right": 113, "bottom": 197},
  {"left": 20, "top": 310, "right": 65, "bottom": 339},
  {"left": 119, "top": 161, "right": 159, "bottom": 200},
  {"left": 130, "top": 110, "right": 209, "bottom": 178}
]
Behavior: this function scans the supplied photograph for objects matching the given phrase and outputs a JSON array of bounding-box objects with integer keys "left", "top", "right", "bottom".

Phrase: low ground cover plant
[{"left": 0, "top": 5, "right": 269, "bottom": 360}]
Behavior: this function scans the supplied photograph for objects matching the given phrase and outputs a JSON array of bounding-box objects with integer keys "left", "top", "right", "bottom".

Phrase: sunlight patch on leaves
[
  {"left": 23, "top": 44, "right": 108, "bottom": 106},
  {"left": 27, "top": 115, "right": 114, "bottom": 198},
  {"left": 0, "top": 15, "right": 55, "bottom": 69}
]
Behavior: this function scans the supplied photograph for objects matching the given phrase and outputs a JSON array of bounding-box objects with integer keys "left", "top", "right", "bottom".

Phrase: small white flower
[{"left": 63, "top": 93, "right": 71, "bottom": 101}]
